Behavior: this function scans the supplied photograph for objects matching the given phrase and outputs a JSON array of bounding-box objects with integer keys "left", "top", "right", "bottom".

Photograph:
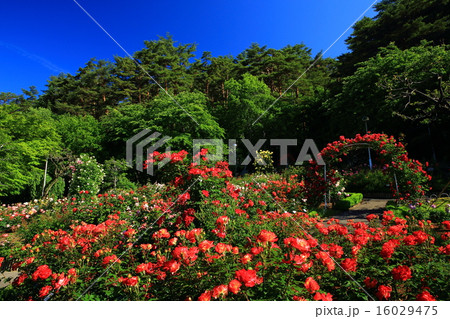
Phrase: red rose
[
  {"left": 201, "top": 190, "right": 210, "bottom": 197},
  {"left": 240, "top": 254, "right": 252, "bottom": 264},
  {"left": 198, "top": 240, "right": 215, "bottom": 252},
  {"left": 376, "top": 285, "right": 392, "bottom": 300},
  {"left": 257, "top": 230, "right": 278, "bottom": 243},
  {"left": 293, "top": 295, "right": 307, "bottom": 301},
  {"left": 215, "top": 243, "right": 231, "bottom": 254},
  {"left": 413, "top": 231, "right": 429, "bottom": 244},
  {"left": 235, "top": 269, "right": 263, "bottom": 287},
  {"left": 212, "top": 285, "right": 228, "bottom": 299},
  {"left": 39, "top": 285, "right": 53, "bottom": 298},
  {"left": 364, "top": 277, "right": 378, "bottom": 289},
  {"left": 442, "top": 221, "right": 450, "bottom": 230},
  {"left": 102, "top": 255, "right": 121, "bottom": 267},
  {"left": 439, "top": 244, "right": 450, "bottom": 255},
  {"left": 53, "top": 274, "right": 70, "bottom": 291},
  {"left": 328, "top": 244, "right": 344, "bottom": 258},
  {"left": 341, "top": 258, "right": 357, "bottom": 272},
  {"left": 124, "top": 228, "right": 136, "bottom": 238},
  {"left": 216, "top": 216, "right": 229, "bottom": 225},
  {"left": 163, "top": 260, "right": 181, "bottom": 274},
  {"left": 228, "top": 279, "right": 242, "bottom": 294},
  {"left": 13, "top": 273, "right": 28, "bottom": 286},
  {"left": 304, "top": 277, "right": 320, "bottom": 293},
  {"left": 380, "top": 239, "right": 400, "bottom": 259},
  {"left": 122, "top": 276, "right": 139, "bottom": 286},
  {"left": 32, "top": 265, "right": 53, "bottom": 281},
  {"left": 284, "top": 237, "right": 310, "bottom": 252},
  {"left": 250, "top": 246, "right": 264, "bottom": 255},
  {"left": 403, "top": 235, "right": 417, "bottom": 246},
  {"left": 313, "top": 292, "right": 333, "bottom": 301},
  {"left": 392, "top": 265, "right": 412, "bottom": 281},
  {"left": 416, "top": 290, "right": 436, "bottom": 301},
  {"left": 198, "top": 290, "right": 212, "bottom": 301}
]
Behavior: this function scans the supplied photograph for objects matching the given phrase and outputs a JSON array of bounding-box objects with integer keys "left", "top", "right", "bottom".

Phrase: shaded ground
[{"left": 331, "top": 198, "right": 391, "bottom": 224}]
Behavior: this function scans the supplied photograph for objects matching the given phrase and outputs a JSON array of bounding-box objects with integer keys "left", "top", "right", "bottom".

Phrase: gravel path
[
  {"left": 331, "top": 198, "right": 391, "bottom": 224},
  {"left": 0, "top": 271, "right": 17, "bottom": 289}
]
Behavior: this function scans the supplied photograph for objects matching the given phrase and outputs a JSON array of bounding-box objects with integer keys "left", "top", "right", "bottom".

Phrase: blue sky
[{"left": 0, "top": 0, "right": 377, "bottom": 95}]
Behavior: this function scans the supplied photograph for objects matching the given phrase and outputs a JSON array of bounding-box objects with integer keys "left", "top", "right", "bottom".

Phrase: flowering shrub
[
  {"left": 253, "top": 150, "right": 275, "bottom": 174},
  {"left": 69, "top": 154, "right": 105, "bottom": 195},
  {"left": 309, "top": 133, "right": 431, "bottom": 203},
  {"left": 0, "top": 150, "right": 448, "bottom": 301},
  {"left": 0, "top": 199, "right": 52, "bottom": 233}
]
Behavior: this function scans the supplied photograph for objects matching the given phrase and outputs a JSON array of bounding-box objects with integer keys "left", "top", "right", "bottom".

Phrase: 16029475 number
[{"left": 376, "top": 306, "right": 438, "bottom": 316}]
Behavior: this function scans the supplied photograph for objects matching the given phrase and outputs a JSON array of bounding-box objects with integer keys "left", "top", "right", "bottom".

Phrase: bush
[
  {"left": 344, "top": 169, "right": 391, "bottom": 194},
  {"left": 2, "top": 151, "right": 450, "bottom": 301},
  {"left": 386, "top": 199, "right": 450, "bottom": 222},
  {"left": 334, "top": 193, "right": 363, "bottom": 210},
  {"left": 69, "top": 154, "right": 104, "bottom": 195}
]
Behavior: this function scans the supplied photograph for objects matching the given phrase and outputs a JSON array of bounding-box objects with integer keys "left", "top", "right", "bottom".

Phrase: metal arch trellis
[{"left": 320, "top": 141, "right": 401, "bottom": 209}]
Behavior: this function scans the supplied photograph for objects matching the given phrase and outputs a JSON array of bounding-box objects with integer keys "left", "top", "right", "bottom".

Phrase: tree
[
  {"left": 133, "top": 34, "right": 196, "bottom": 96},
  {"left": 101, "top": 91, "right": 224, "bottom": 156},
  {"left": 0, "top": 105, "right": 61, "bottom": 197},
  {"left": 220, "top": 73, "right": 275, "bottom": 139},
  {"left": 38, "top": 59, "right": 118, "bottom": 118},
  {"left": 56, "top": 114, "right": 103, "bottom": 156},
  {"left": 339, "top": 0, "right": 450, "bottom": 76},
  {"left": 328, "top": 43, "right": 450, "bottom": 160}
]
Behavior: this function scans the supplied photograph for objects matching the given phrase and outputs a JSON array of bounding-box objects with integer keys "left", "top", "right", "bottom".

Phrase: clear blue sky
[{"left": 0, "top": 0, "right": 377, "bottom": 95}]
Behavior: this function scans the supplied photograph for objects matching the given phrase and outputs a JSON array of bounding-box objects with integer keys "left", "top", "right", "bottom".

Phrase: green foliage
[
  {"left": 56, "top": 114, "right": 102, "bottom": 155},
  {"left": 221, "top": 73, "right": 274, "bottom": 139},
  {"left": 339, "top": 0, "right": 450, "bottom": 76},
  {"left": 69, "top": 154, "right": 105, "bottom": 195},
  {"left": 334, "top": 193, "right": 363, "bottom": 211},
  {"left": 38, "top": 59, "right": 119, "bottom": 118},
  {"left": 386, "top": 198, "right": 450, "bottom": 222},
  {"left": 103, "top": 158, "right": 135, "bottom": 191},
  {"left": 101, "top": 91, "right": 224, "bottom": 157},
  {"left": 253, "top": 150, "right": 275, "bottom": 174},
  {"left": 0, "top": 105, "right": 61, "bottom": 197},
  {"left": 344, "top": 169, "right": 392, "bottom": 194}
]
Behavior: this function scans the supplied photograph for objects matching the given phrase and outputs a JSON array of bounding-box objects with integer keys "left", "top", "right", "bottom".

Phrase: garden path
[{"left": 330, "top": 198, "right": 391, "bottom": 224}]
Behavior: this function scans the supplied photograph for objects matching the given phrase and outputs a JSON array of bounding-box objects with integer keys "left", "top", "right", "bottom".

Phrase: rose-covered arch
[{"left": 305, "top": 133, "right": 431, "bottom": 204}]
